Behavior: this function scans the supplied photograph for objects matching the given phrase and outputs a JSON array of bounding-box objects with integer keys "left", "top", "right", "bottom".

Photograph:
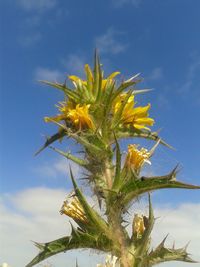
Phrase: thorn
[
  {"left": 183, "top": 241, "right": 191, "bottom": 251},
  {"left": 31, "top": 241, "right": 44, "bottom": 250}
]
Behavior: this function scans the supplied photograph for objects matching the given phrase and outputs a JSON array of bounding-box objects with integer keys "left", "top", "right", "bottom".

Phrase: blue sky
[{"left": 1, "top": 0, "right": 200, "bottom": 266}]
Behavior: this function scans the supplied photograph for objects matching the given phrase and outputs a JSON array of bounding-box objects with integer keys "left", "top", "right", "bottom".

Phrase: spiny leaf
[
  {"left": 26, "top": 236, "right": 71, "bottom": 267},
  {"left": 40, "top": 119, "right": 102, "bottom": 155},
  {"left": 120, "top": 167, "right": 200, "bottom": 205},
  {"left": 94, "top": 51, "right": 102, "bottom": 101},
  {"left": 76, "top": 80, "right": 91, "bottom": 102},
  {"left": 49, "top": 146, "right": 88, "bottom": 167},
  {"left": 40, "top": 80, "right": 80, "bottom": 101},
  {"left": 69, "top": 167, "right": 109, "bottom": 233},
  {"left": 26, "top": 229, "right": 112, "bottom": 267},
  {"left": 72, "top": 134, "right": 103, "bottom": 155},
  {"left": 148, "top": 242, "right": 197, "bottom": 265},
  {"left": 149, "top": 138, "right": 161, "bottom": 157},
  {"left": 124, "top": 73, "right": 141, "bottom": 83},
  {"left": 116, "top": 130, "right": 174, "bottom": 150},
  {"left": 132, "top": 88, "right": 153, "bottom": 95},
  {"left": 111, "top": 78, "right": 142, "bottom": 101},
  {"left": 136, "top": 194, "right": 154, "bottom": 246},
  {"left": 35, "top": 129, "right": 66, "bottom": 156},
  {"left": 133, "top": 194, "right": 155, "bottom": 267},
  {"left": 101, "top": 82, "right": 116, "bottom": 134}
]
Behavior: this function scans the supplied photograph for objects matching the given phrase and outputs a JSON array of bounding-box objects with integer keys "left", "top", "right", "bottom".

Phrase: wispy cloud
[
  {"left": 34, "top": 67, "right": 64, "bottom": 81},
  {"left": 179, "top": 57, "right": 200, "bottom": 94},
  {"left": 34, "top": 53, "right": 86, "bottom": 83},
  {"left": 111, "top": 0, "right": 142, "bottom": 8},
  {"left": 17, "top": 0, "right": 62, "bottom": 47},
  {"left": 147, "top": 67, "right": 163, "bottom": 81},
  {"left": 62, "top": 54, "right": 86, "bottom": 77},
  {"left": 18, "top": 32, "right": 42, "bottom": 47},
  {"left": 176, "top": 56, "right": 200, "bottom": 105},
  {"left": 18, "top": 0, "right": 57, "bottom": 12},
  {"left": 95, "top": 28, "right": 128, "bottom": 55},
  {"left": 35, "top": 157, "right": 81, "bottom": 179}
]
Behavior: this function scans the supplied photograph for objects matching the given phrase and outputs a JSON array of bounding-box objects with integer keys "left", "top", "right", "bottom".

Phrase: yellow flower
[
  {"left": 113, "top": 93, "right": 154, "bottom": 130},
  {"left": 60, "top": 192, "right": 87, "bottom": 223},
  {"left": 44, "top": 101, "right": 94, "bottom": 130},
  {"left": 125, "top": 144, "right": 151, "bottom": 172},
  {"left": 67, "top": 104, "right": 94, "bottom": 129},
  {"left": 68, "top": 64, "right": 120, "bottom": 90},
  {"left": 132, "top": 214, "right": 146, "bottom": 238}
]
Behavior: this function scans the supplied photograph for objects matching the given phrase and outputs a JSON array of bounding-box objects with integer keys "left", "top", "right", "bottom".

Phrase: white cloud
[
  {"left": 18, "top": 0, "right": 57, "bottom": 12},
  {"left": 111, "top": 0, "right": 142, "bottom": 8},
  {"left": 34, "top": 67, "right": 64, "bottom": 82},
  {"left": 0, "top": 187, "right": 103, "bottom": 267},
  {"left": 95, "top": 28, "right": 128, "bottom": 55},
  {"left": 0, "top": 187, "right": 69, "bottom": 267},
  {"left": 147, "top": 67, "right": 163, "bottom": 81},
  {"left": 35, "top": 157, "right": 81, "bottom": 179}
]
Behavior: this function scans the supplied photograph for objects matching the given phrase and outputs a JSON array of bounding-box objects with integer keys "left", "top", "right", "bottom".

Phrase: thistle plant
[{"left": 27, "top": 53, "right": 200, "bottom": 267}]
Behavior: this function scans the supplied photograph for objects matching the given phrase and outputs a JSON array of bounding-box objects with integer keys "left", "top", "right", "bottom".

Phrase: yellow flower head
[
  {"left": 67, "top": 104, "right": 94, "bottom": 129},
  {"left": 68, "top": 64, "right": 120, "bottom": 91},
  {"left": 60, "top": 192, "right": 87, "bottom": 223},
  {"left": 132, "top": 214, "right": 146, "bottom": 238},
  {"left": 125, "top": 144, "right": 151, "bottom": 172},
  {"left": 44, "top": 101, "right": 94, "bottom": 130},
  {"left": 113, "top": 93, "right": 154, "bottom": 130}
]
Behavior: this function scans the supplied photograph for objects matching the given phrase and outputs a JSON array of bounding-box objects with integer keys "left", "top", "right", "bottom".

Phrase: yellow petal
[
  {"left": 132, "top": 104, "right": 151, "bottom": 117},
  {"left": 44, "top": 115, "right": 66, "bottom": 123},
  {"left": 84, "top": 64, "right": 93, "bottom": 82},
  {"left": 68, "top": 75, "right": 81, "bottom": 82},
  {"left": 135, "top": 117, "right": 155, "bottom": 126},
  {"left": 107, "top": 71, "right": 120, "bottom": 80}
]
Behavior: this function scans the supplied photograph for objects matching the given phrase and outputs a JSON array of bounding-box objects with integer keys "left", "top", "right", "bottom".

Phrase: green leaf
[
  {"left": 147, "top": 239, "right": 197, "bottom": 265},
  {"left": 120, "top": 167, "right": 200, "bottom": 206},
  {"left": 40, "top": 80, "right": 80, "bottom": 101},
  {"left": 111, "top": 77, "right": 142, "bottom": 101},
  {"left": 100, "top": 82, "right": 116, "bottom": 138},
  {"left": 26, "top": 228, "right": 112, "bottom": 267},
  {"left": 133, "top": 194, "right": 155, "bottom": 267},
  {"left": 85, "top": 64, "right": 94, "bottom": 98},
  {"left": 49, "top": 146, "right": 88, "bottom": 167},
  {"left": 93, "top": 51, "right": 102, "bottom": 101},
  {"left": 116, "top": 130, "right": 174, "bottom": 150},
  {"left": 69, "top": 168, "right": 109, "bottom": 233},
  {"left": 35, "top": 129, "right": 66, "bottom": 156},
  {"left": 72, "top": 134, "right": 103, "bottom": 155}
]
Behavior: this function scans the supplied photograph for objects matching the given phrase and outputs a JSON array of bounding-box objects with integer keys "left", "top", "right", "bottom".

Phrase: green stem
[{"left": 103, "top": 160, "right": 134, "bottom": 267}]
